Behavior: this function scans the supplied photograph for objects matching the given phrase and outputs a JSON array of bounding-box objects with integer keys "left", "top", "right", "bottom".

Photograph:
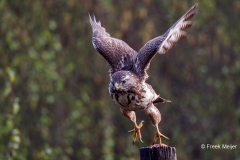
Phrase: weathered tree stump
[{"left": 140, "top": 144, "right": 177, "bottom": 160}]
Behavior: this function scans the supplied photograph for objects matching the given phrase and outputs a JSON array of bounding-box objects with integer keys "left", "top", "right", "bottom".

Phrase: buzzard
[{"left": 89, "top": 4, "right": 198, "bottom": 145}]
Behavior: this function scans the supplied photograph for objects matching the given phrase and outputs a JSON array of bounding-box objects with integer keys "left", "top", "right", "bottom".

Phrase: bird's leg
[
  {"left": 120, "top": 108, "right": 144, "bottom": 145},
  {"left": 153, "top": 124, "right": 169, "bottom": 146},
  {"left": 128, "top": 120, "right": 144, "bottom": 145},
  {"left": 145, "top": 104, "right": 169, "bottom": 146}
]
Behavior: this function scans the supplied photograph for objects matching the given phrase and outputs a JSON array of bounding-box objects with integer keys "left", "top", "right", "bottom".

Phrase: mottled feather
[
  {"left": 133, "top": 3, "right": 198, "bottom": 81},
  {"left": 89, "top": 14, "right": 137, "bottom": 75}
]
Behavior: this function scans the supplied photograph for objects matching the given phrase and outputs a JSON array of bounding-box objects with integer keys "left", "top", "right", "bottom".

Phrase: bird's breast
[
  {"left": 110, "top": 84, "right": 155, "bottom": 111},
  {"left": 112, "top": 92, "right": 143, "bottom": 111}
]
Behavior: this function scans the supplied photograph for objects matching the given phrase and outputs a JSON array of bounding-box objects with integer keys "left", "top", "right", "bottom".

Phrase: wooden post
[{"left": 140, "top": 144, "right": 177, "bottom": 160}]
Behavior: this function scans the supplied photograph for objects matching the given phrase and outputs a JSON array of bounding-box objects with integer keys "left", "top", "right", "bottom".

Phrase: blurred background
[{"left": 1, "top": 0, "right": 240, "bottom": 159}]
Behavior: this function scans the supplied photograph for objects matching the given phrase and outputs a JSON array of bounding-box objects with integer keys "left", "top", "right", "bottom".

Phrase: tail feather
[{"left": 153, "top": 97, "right": 171, "bottom": 104}]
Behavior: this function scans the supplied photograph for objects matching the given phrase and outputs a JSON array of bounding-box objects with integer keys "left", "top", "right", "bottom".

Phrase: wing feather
[
  {"left": 89, "top": 14, "right": 137, "bottom": 75},
  {"left": 132, "top": 3, "right": 198, "bottom": 81}
]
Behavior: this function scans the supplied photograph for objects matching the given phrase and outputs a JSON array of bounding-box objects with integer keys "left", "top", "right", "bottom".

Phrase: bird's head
[{"left": 110, "top": 71, "right": 138, "bottom": 92}]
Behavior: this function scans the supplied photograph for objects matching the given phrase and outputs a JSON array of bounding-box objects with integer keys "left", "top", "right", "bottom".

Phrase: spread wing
[
  {"left": 133, "top": 3, "right": 198, "bottom": 81},
  {"left": 89, "top": 15, "right": 137, "bottom": 75}
]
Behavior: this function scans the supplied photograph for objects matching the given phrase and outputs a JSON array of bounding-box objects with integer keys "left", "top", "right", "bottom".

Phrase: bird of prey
[{"left": 89, "top": 4, "right": 198, "bottom": 145}]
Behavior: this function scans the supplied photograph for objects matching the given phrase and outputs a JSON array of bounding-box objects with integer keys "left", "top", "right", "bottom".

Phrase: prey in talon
[{"left": 89, "top": 3, "right": 198, "bottom": 145}]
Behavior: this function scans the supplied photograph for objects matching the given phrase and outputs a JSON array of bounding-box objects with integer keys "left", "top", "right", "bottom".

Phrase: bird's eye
[{"left": 122, "top": 80, "right": 126, "bottom": 84}]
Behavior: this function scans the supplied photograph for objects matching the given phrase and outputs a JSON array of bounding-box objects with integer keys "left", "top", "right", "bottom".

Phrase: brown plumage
[{"left": 89, "top": 3, "right": 198, "bottom": 145}]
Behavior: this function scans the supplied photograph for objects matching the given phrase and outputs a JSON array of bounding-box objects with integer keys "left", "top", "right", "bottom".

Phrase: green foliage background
[{"left": 1, "top": 0, "right": 240, "bottom": 159}]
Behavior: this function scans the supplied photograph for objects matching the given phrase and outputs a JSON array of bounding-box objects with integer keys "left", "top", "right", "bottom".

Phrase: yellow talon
[
  {"left": 128, "top": 120, "right": 144, "bottom": 145},
  {"left": 154, "top": 125, "right": 169, "bottom": 146}
]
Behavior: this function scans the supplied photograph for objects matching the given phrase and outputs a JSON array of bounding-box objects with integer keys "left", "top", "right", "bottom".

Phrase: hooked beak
[{"left": 114, "top": 82, "right": 120, "bottom": 90}]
